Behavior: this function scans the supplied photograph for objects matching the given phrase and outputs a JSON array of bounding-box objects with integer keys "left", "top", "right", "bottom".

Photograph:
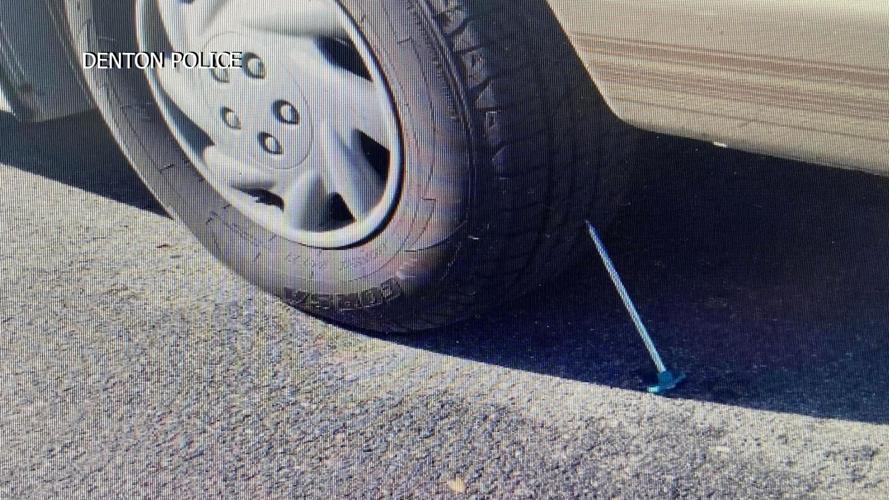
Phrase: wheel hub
[
  {"left": 201, "top": 33, "right": 314, "bottom": 170},
  {"left": 137, "top": 0, "right": 403, "bottom": 249}
]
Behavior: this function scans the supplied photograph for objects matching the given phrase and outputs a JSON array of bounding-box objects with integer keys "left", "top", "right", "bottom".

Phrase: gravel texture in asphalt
[{"left": 2, "top": 113, "right": 888, "bottom": 497}]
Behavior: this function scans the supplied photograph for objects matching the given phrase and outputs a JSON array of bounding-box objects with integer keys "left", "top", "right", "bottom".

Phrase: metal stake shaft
[{"left": 587, "top": 221, "right": 668, "bottom": 374}]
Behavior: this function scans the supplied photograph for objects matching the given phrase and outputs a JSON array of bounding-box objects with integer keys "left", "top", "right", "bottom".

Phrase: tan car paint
[{"left": 547, "top": 0, "right": 889, "bottom": 175}]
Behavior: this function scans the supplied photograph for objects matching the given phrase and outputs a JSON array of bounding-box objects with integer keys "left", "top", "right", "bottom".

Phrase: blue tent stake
[{"left": 586, "top": 221, "right": 686, "bottom": 394}]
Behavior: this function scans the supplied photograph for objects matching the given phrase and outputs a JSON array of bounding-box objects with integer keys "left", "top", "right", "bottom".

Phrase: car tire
[{"left": 65, "top": 0, "right": 640, "bottom": 332}]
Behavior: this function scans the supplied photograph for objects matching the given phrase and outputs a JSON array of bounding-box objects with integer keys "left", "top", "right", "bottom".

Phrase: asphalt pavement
[{"left": 2, "top": 112, "right": 888, "bottom": 498}]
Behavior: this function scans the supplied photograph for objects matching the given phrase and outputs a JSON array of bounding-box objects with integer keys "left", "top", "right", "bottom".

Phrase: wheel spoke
[
  {"left": 154, "top": 64, "right": 211, "bottom": 131},
  {"left": 330, "top": 70, "right": 389, "bottom": 149},
  {"left": 240, "top": 2, "right": 348, "bottom": 39},
  {"left": 154, "top": 63, "right": 216, "bottom": 132},
  {"left": 156, "top": 0, "right": 231, "bottom": 51},
  {"left": 203, "top": 146, "right": 276, "bottom": 190},
  {"left": 319, "top": 125, "right": 384, "bottom": 219},
  {"left": 282, "top": 170, "right": 329, "bottom": 230},
  {"left": 298, "top": 66, "right": 388, "bottom": 149}
]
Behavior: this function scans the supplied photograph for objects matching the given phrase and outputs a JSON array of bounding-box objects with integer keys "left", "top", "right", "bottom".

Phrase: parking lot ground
[{"left": 2, "top": 113, "right": 888, "bottom": 497}]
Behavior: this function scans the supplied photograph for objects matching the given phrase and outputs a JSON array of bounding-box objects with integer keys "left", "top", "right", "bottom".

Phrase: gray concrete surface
[{"left": 1, "top": 113, "right": 888, "bottom": 498}]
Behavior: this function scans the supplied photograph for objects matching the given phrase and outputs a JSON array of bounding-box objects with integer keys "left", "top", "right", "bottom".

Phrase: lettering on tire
[{"left": 284, "top": 278, "right": 403, "bottom": 312}]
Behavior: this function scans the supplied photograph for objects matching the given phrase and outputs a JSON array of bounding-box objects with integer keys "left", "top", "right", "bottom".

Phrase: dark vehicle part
[{"left": 0, "top": 1, "right": 92, "bottom": 121}]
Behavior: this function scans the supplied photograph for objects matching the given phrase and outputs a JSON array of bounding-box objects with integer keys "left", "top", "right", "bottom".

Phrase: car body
[
  {"left": 548, "top": 0, "right": 889, "bottom": 176},
  {"left": 4, "top": 0, "right": 886, "bottom": 175}
]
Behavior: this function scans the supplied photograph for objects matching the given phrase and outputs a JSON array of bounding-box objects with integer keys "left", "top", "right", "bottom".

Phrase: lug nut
[
  {"left": 210, "top": 67, "right": 229, "bottom": 83},
  {"left": 259, "top": 133, "right": 283, "bottom": 155},
  {"left": 243, "top": 54, "right": 266, "bottom": 79},
  {"left": 274, "top": 101, "right": 300, "bottom": 124},
  {"left": 221, "top": 108, "right": 241, "bottom": 129}
]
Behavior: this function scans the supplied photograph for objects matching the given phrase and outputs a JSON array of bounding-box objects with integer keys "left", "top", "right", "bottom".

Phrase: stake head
[{"left": 647, "top": 370, "right": 687, "bottom": 395}]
